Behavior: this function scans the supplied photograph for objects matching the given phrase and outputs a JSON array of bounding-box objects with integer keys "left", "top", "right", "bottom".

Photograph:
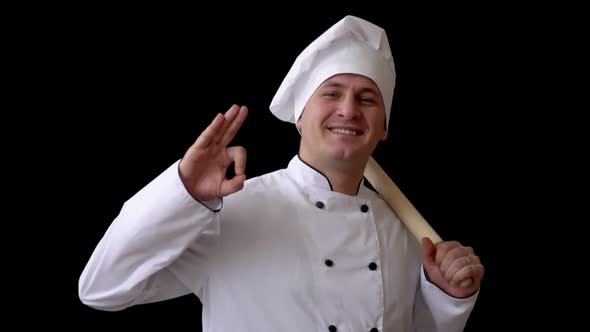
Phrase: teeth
[{"left": 331, "top": 128, "right": 357, "bottom": 136}]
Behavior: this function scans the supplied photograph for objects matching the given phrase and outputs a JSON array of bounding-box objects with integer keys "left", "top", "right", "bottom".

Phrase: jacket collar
[{"left": 287, "top": 154, "right": 365, "bottom": 196}]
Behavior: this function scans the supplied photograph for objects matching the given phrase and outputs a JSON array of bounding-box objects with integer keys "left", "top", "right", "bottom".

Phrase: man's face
[{"left": 296, "top": 73, "right": 388, "bottom": 167}]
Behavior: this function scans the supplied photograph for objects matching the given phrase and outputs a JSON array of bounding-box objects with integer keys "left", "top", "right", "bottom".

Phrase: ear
[
  {"left": 296, "top": 119, "right": 302, "bottom": 132},
  {"left": 380, "top": 130, "right": 388, "bottom": 141}
]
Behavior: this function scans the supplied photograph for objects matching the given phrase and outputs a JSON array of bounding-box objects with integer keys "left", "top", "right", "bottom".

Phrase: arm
[
  {"left": 412, "top": 238, "right": 485, "bottom": 331},
  {"left": 79, "top": 105, "right": 249, "bottom": 311},
  {"left": 78, "top": 162, "right": 221, "bottom": 310}
]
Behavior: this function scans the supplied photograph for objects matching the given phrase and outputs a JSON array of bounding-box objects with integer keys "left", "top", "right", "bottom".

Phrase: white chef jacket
[{"left": 79, "top": 155, "right": 478, "bottom": 331}]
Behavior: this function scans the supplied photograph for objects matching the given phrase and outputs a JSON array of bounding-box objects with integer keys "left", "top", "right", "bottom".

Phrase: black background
[{"left": 11, "top": 4, "right": 565, "bottom": 331}]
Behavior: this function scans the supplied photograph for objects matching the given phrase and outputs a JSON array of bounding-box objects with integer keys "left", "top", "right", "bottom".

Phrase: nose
[{"left": 336, "top": 95, "right": 360, "bottom": 119}]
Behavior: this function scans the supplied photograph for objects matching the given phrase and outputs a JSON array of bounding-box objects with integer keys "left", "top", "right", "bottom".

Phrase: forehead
[{"left": 319, "top": 73, "right": 381, "bottom": 93}]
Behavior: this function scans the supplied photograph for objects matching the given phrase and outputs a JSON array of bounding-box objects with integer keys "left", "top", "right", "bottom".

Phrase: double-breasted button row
[
  {"left": 315, "top": 201, "right": 369, "bottom": 212},
  {"left": 317, "top": 200, "right": 375, "bottom": 332}
]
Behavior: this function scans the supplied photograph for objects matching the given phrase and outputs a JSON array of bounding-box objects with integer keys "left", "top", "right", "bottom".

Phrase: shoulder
[
  {"left": 222, "top": 168, "right": 296, "bottom": 215},
  {"left": 241, "top": 168, "right": 292, "bottom": 193},
  {"left": 223, "top": 168, "right": 304, "bottom": 206},
  {"left": 360, "top": 181, "right": 389, "bottom": 206}
]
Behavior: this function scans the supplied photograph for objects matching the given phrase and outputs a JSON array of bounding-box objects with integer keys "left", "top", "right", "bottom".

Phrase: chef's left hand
[{"left": 421, "top": 237, "right": 484, "bottom": 298}]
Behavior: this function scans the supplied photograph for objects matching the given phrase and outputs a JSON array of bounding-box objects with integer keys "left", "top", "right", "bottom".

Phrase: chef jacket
[{"left": 79, "top": 155, "right": 478, "bottom": 331}]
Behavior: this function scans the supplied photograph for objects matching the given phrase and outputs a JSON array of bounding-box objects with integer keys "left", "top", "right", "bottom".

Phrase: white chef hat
[{"left": 269, "top": 15, "right": 396, "bottom": 130}]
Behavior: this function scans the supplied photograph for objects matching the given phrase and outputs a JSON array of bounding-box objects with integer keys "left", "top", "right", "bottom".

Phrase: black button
[
  {"left": 325, "top": 259, "right": 333, "bottom": 267},
  {"left": 316, "top": 201, "right": 325, "bottom": 209},
  {"left": 360, "top": 204, "right": 369, "bottom": 212},
  {"left": 368, "top": 262, "right": 378, "bottom": 270},
  {"left": 329, "top": 325, "right": 337, "bottom": 332},
  {"left": 370, "top": 328, "right": 379, "bottom": 332}
]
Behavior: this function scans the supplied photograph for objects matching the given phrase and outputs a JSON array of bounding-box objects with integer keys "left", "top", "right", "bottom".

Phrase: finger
[
  {"left": 444, "top": 255, "right": 471, "bottom": 281},
  {"left": 194, "top": 113, "right": 225, "bottom": 149},
  {"left": 435, "top": 241, "right": 461, "bottom": 266},
  {"left": 444, "top": 253, "right": 481, "bottom": 282},
  {"left": 468, "top": 254, "right": 481, "bottom": 265},
  {"left": 212, "top": 105, "right": 241, "bottom": 144},
  {"left": 440, "top": 246, "right": 470, "bottom": 273},
  {"left": 227, "top": 146, "right": 247, "bottom": 175},
  {"left": 451, "top": 264, "right": 484, "bottom": 287},
  {"left": 219, "top": 106, "right": 248, "bottom": 147},
  {"left": 220, "top": 174, "right": 246, "bottom": 197}
]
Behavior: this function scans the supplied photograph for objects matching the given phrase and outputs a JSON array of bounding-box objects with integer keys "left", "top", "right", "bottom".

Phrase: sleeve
[
  {"left": 412, "top": 266, "right": 480, "bottom": 332},
  {"left": 78, "top": 160, "right": 222, "bottom": 311}
]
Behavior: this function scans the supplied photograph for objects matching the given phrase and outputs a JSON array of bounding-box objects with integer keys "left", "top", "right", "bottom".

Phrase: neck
[{"left": 298, "top": 153, "right": 367, "bottom": 196}]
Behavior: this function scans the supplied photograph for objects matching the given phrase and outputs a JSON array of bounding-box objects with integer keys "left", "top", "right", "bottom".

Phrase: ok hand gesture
[{"left": 179, "top": 105, "right": 249, "bottom": 202}]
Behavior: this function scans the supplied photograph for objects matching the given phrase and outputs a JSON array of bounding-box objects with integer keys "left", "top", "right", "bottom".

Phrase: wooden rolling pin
[{"left": 364, "top": 156, "right": 472, "bottom": 288}]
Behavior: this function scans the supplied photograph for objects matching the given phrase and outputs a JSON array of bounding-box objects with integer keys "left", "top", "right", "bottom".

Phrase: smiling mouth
[{"left": 329, "top": 127, "right": 363, "bottom": 136}]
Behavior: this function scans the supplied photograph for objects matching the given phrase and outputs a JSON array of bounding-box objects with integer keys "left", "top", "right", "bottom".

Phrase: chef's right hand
[{"left": 179, "top": 105, "right": 248, "bottom": 201}]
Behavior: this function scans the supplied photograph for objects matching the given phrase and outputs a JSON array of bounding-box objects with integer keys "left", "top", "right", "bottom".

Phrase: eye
[
  {"left": 323, "top": 92, "right": 337, "bottom": 98},
  {"left": 360, "top": 96, "right": 376, "bottom": 104}
]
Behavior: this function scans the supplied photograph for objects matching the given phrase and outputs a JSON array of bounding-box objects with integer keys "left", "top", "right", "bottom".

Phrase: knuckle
[
  {"left": 438, "top": 242, "right": 450, "bottom": 251},
  {"left": 448, "top": 240, "right": 461, "bottom": 247},
  {"left": 449, "top": 247, "right": 463, "bottom": 258}
]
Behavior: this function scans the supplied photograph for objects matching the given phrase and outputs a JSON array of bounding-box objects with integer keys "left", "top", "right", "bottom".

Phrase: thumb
[{"left": 421, "top": 237, "right": 436, "bottom": 267}]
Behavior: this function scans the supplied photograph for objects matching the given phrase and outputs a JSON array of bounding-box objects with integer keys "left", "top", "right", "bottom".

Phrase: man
[{"left": 79, "top": 15, "right": 484, "bottom": 331}]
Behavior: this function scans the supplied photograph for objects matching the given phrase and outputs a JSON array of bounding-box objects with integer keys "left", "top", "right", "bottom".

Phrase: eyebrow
[{"left": 322, "top": 82, "right": 380, "bottom": 95}]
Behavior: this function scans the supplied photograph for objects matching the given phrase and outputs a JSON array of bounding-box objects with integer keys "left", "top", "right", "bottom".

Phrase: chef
[{"left": 79, "top": 15, "right": 484, "bottom": 332}]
